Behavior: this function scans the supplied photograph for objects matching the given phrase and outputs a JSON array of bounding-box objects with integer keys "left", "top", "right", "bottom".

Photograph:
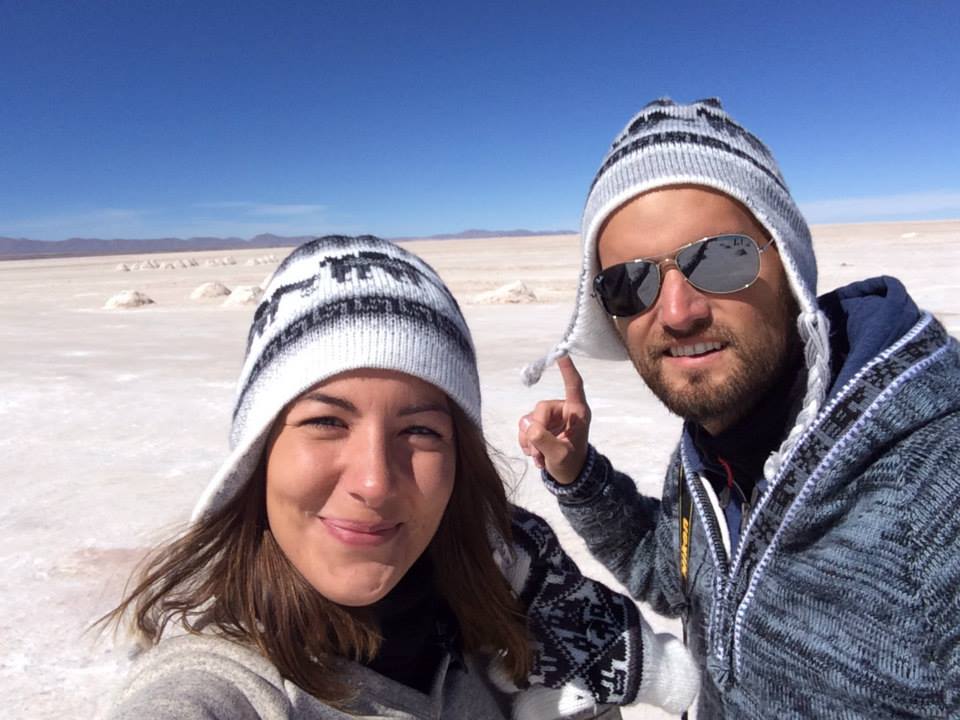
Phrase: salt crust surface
[{"left": 1, "top": 223, "right": 958, "bottom": 720}]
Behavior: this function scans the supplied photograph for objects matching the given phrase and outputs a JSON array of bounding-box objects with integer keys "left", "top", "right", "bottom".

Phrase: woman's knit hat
[
  {"left": 192, "top": 235, "right": 480, "bottom": 520},
  {"left": 523, "top": 98, "right": 831, "bottom": 479}
]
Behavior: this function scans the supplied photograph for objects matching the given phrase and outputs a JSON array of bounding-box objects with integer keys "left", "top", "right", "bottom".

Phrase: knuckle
[{"left": 533, "top": 400, "right": 553, "bottom": 415}]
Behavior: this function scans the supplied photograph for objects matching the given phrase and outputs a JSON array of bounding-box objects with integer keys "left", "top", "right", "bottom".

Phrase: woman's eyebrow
[
  {"left": 300, "top": 392, "right": 357, "bottom": 412},
  {"left": 398, "top": 402, "right": 451, "bottom": 417}
]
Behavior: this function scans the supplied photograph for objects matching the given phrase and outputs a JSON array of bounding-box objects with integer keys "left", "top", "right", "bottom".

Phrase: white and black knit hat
[
  {"left": 523, "top": 98, "right": 831, "bottom": 479},
  {"left": 192, "top": 235, "right": 480, "bottom": 520}
]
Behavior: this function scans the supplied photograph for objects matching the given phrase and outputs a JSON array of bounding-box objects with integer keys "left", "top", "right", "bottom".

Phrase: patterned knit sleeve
[
  {"left": 501, "top": 506, "right": 699, "bottom": 717},
  {"left": 542, "top": 445, "right": 685, "bottom": 617}
]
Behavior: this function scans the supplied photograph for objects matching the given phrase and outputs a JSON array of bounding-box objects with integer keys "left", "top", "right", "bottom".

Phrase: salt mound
[
  {"left": 223, "top": 285, "right": 263, "bottom": 306},
  {"left": 190, "top": 281, "right": 231, "bottom": 299},
  {"left": 104, "top": 290, "right": 155, "bottom": 309},
  {"left": 161, "top": 261, "right": 177, "bottom": 270},
  {"left": 244, "top": 258, "right": 257, "bottom": 266},
  {"left": 222, "top": 256, "right": 237, "bottom": 265},
  {"left": 116, "top": 263, "right": 130, "bottom": 272},
  {"left": 472, "top": 281, "right": 537, "bottom": 304}
]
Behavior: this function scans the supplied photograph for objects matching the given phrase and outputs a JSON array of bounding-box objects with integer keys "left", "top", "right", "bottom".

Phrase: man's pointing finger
[{"left": 557, "top": 354, "right": 587, "bottom": 404}]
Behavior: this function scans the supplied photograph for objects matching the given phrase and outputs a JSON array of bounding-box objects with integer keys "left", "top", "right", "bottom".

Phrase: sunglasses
[{"left": 592, "top": 233, "right": 774, "bottom": 317}]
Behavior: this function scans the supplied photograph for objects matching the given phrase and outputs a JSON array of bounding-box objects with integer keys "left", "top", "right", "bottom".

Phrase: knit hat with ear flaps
[
  {"left": 522, "top": 97, "right": 831, "bottom": 480},
  {"left": 192, "top": 235, "right": 481, "bottom": 521}
]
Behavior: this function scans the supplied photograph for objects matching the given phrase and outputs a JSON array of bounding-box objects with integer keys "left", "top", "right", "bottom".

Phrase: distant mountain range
[
  {"left": 0, "top": 229, "right": 575, "bottom": 260},
  {"left": 394, "top": 229, "right": 575, "bottom": 241}
]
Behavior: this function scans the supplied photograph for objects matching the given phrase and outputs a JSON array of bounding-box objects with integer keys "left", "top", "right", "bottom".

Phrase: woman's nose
[{"left": 342, "top": 432, "right": 395, "bottom": 508}]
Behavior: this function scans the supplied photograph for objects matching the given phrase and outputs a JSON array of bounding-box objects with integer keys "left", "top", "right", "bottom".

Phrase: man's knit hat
[
  {"left": 192, "top": 235, "right": 480, "bottom": 520},
  {"left": 523, "top": 98, "right": 831, "bottom": 479}
]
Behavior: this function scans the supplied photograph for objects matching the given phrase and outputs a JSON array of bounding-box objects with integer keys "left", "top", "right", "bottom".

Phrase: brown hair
[{"left": 98, "top": 403, "right": 530, "bottom": 704}]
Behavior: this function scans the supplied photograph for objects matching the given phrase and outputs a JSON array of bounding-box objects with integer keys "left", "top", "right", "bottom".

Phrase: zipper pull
[{"left": 718, "top": 484, "right": 731, "bottom": 508}]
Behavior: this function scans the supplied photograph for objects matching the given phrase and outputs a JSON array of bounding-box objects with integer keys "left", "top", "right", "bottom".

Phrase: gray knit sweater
[
  {"left": 108, "top": 633, "right": 513, "bottom": 719},
  {"left": 548, "top": 306, "right": 960, "bottom": 718}
]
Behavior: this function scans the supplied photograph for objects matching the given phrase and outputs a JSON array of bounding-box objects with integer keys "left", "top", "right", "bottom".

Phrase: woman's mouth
[{"left": 320, "top": 518, "right": 402, "bottom": 547}]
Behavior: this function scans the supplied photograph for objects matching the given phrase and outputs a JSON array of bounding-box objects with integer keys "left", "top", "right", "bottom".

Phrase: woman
[{"left": 102, "top": 235, "right": 698, "bottom": 719}]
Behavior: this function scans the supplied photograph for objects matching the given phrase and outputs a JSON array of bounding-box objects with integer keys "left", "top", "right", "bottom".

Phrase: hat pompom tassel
[{"left": 521, "top": 346, "right": 568, "bottom": 387}]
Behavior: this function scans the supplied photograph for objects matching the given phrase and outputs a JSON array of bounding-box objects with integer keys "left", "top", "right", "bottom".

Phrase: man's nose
[
  {"left": 656, "top": 266, "right": 711, "bottom": 332},
  {"left": 343, "top": 432, "right": 395, "bottom": 508}
]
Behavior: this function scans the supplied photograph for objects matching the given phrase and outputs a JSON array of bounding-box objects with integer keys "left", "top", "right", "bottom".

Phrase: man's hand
[{"left": 518, "top": 355, "right": 591, "bottom": 485}]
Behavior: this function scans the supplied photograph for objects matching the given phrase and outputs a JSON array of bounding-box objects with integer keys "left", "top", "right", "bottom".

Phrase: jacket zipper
[{"left": 681, "top": 444, "right": 735, "bottom": 684}]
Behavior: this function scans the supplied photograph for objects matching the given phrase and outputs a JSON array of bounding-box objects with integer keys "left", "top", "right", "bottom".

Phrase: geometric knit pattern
[
  {"left": 509, "top": 506, "right": 642, "bottom": 705},
  {"left": 547, "top": 307, "right": 960, "bottom": 718},
  {"left": 192, "top": 235, "right": 480, "bottom": 520}
]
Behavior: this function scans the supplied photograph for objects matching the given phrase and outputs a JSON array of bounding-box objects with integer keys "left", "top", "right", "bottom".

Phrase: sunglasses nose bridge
[
  {"left": 657, "top": 257, "right": 690, "bottom": 291},
  {"left": 658, "top": 256, "right": 679, "bottom": 274}
]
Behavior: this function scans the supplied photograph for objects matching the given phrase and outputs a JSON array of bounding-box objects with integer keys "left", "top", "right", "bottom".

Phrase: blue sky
[{"left": 2, "top": 1, "right": 958, "bottom": 241}]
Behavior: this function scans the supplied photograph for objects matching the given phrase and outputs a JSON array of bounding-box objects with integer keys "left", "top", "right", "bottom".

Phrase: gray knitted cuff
[{"left": 542, "top": 445, "right": 607, "bottom": 505}]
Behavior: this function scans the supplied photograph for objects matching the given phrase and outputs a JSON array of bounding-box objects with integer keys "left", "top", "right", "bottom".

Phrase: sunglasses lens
[
  {"left": 594, "top": 235, "right": 764, "bottom": 317},
  {"left": 595, "top": 261, "right": 660, "bottom": 316},
  {"left": 679, "top": 234, "right": 760, "bottom": 293}
]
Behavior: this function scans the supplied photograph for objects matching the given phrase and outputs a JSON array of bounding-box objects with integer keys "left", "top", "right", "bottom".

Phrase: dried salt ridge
[
  {"left": 123, "top": 258, "right": 199, "bottom": 271},
  {"left": 104, "top": 290, "right": 155, "bottom": 309},
  {"left": 222, "top": 285, "right": 263, "bottom": 306},
  {"left": 130, "top": 260, "right": 157, "bottom": 270},
  {"left": 244, "top": 254, "right": 279, "bottom": 266},
  {"left": 204, "top": 256, "right": 238, "bottom": 267},
  {"left": 190, "top": 282, "right": 232, "bottom": 300},
  {"left": 472, "top": 281, "right": 538, "bottom": 304}
]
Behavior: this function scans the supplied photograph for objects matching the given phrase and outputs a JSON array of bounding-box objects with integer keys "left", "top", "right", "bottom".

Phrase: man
[{"left": 519, "top": 98, "right": 960, "bottom": 718}]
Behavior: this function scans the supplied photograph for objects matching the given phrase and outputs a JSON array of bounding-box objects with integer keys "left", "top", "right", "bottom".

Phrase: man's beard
[{"left": 629, "top": 292, "right": 800, "bottom": 432}]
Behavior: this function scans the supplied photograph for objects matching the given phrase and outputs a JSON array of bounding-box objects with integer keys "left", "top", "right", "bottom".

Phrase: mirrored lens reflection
[
  {"left": 601, "top": 261, "right": 658, "bottom": 316},
  {"left": 680, "top": 235, "right": 760, "bottom": 293},
  {"left": 594, "top": 234, "right": 763, "bottom": 317}
]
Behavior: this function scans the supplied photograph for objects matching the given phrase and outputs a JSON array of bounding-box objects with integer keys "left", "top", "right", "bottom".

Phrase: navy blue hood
[{"left": 820, "top": 276, "right": 922, "bottom": 400}]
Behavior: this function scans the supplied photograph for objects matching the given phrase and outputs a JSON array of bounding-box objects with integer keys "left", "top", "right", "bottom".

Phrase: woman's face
[{"left": 265, "top": 369, "right": 456, "bottom": 606}]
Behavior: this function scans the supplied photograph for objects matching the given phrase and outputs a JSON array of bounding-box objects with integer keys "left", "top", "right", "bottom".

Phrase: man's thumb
[{"left": 521, "top": 416, "right": 567, "bottom": 465}]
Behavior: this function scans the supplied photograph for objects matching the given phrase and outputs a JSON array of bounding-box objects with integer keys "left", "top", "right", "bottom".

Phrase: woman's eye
[
  {"left": 404, "top": 425, "right": 443, "bottom": 438},
  {"left": 301, "top": 416, "right": 346, "bottom": 430}
]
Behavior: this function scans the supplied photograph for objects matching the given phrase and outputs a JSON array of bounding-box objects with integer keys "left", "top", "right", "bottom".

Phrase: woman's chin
[{"left": 310, "top": 567, "right": 403, "bottom": 607}]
